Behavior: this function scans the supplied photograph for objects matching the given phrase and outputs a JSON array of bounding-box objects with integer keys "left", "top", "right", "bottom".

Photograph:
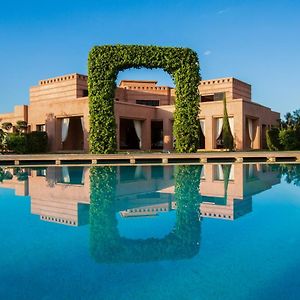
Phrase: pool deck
[{"left": 0, "top": 151, "right": 300, "bottom": 166}]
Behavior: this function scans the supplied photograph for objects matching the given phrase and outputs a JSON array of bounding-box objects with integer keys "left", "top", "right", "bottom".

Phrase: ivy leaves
[{"left": 88, "top": 45, "right": 201, "bottom": 154}]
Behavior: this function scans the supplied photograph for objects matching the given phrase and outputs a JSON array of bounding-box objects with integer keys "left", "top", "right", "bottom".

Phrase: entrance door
[
  {"left": 151, "top": 121, "right": 163, "bottom": 150},
  {"left": 62, "top": 117, "right": 84, "bottom": 151}
]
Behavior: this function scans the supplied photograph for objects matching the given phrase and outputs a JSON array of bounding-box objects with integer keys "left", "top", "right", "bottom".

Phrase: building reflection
[
  {"left": 0, "top": 163, "right": 284, "bottom": 262},
  {"left": 0, "top": 163, "right": 281, "bottom": 226}
]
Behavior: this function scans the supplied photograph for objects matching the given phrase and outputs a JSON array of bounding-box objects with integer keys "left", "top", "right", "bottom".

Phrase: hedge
[
  {"left": 6, "top": 132, "right": 48, "bottom": 154},
  {"left": 6, "top": 134, "right": 27, "bottom": 154},
  {"left": 27, "top": 131, "right": 48, "bottom": 153},
  {"left": 88, "top": 44, "right": 201, "bottom": 154}
]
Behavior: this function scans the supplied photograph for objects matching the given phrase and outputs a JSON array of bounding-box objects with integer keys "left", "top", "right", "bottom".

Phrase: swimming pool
[{"left": 0, "top": 163, "right": 300, "bottom": 299}]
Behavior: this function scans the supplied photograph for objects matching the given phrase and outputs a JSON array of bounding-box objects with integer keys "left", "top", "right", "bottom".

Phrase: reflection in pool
[{"left": 0, "top": 163, "right": 300, "bottom": 299}]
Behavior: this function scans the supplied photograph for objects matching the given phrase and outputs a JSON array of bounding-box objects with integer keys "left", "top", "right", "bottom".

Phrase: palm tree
[
  {"left": 1, "top": 122, "right": 12, "bottom": 131},
  {"left": 16, "top": 120, "right": 28, "bottom": 133}
]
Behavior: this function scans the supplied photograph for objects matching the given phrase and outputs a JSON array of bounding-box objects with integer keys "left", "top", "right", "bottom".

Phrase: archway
[{"left": 88, "top": 45, "right": 201, "bottom": 153}]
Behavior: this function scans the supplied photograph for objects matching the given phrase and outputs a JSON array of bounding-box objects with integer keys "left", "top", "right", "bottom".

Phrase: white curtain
[
  {"left": 61, "top": 118, "right": 70, "bottom": 143},
  {"left": 229, "top": 164, "right": 235, "bottom": 180},
  {"left": 200, "top": 119, "right": 205, "bottom": 136},
  {"left": 248, "top": 119, "right": 254, "bottom": 148},
  {"left": 229, "top": 117, "right": 234, "bottom": 137},
  {"left": 215, "top": 164, "right": 224, "bottom": 180},
  {"left": 133, "top": 120, "right": 142, "bottom": 149},
  {"left": 62, "top": 166, "right": 70, "bottom": 183},
  {"left": 248, "top": 164, "right": 255, "bottom": 177},
  {"left": 134, "top": 166, "right": 143, "bottom": 178},
  {"left": 215, "top": 118, "right": 223, "bottom": 140},
  {"left": 200, "top": 165, "right": 206, "bottom": 179},
  {"left": 81, "top": 167, "right": 86, "bottom": 184},
  {"left": 80, "top": 117, "right": 84, "bottom": 131}
]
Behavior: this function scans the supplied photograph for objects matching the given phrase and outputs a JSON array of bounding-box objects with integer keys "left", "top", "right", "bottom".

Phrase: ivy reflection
[{"left": 89, "top": 165, "right": 202, "bottom": 263}]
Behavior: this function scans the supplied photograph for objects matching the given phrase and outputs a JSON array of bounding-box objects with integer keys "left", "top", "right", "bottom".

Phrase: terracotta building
[
  {"left": 0, "top": 73, "right": 280, "bottom": 151},
  {"left": 0, "top": 164, "right": 280, "bottom": 226}
]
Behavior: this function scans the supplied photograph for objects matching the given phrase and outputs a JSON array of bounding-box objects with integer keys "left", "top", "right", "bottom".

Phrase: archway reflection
[{"left": 89, "top": 166, "right": 202, "bottom": 263}]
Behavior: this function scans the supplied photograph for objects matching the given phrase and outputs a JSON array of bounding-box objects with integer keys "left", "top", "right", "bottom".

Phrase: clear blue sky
[{"left": 0, "top": 0, "right": 299, "bottom": 116}]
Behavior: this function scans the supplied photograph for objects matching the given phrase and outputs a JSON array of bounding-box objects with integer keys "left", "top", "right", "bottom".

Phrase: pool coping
[{"left": 0, "top": 151, "right": 300, "bottom": 167}]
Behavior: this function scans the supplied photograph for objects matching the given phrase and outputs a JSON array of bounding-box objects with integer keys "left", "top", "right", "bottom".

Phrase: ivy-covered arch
[{"left": 88, "top": 45, "right": 201, "bottom": 154}]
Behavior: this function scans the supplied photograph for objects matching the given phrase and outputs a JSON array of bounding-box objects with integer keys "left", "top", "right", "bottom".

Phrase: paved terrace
[{"left": 0, "top": 151, "right": 300, "bottom": 166}]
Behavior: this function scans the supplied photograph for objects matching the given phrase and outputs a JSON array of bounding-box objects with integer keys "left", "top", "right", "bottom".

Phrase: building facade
[{"left": 0, "top": 73, "right": 280, "bottom": 152}]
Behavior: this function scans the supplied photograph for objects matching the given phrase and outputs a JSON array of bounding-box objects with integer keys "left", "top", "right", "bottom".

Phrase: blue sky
[{"left": 0, "top": 0, "right": 299, "bottom": 115}]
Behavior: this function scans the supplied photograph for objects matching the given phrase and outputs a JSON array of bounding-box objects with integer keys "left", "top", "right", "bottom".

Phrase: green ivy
[{"left": 88, "top": 45, "right": 201, "bottom": 154}]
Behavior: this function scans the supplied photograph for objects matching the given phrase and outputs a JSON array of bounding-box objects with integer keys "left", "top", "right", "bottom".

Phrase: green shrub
[
  {"left": 88, "top": 44, "right": 201, "bottom": 153},
  {"left": 6, "top": 131, "right": 48, "bottom": 154},
  {"left": 279, "top": 128, "right": 300, "bottom": 150},
  {"left": 6, "top": 133, "right": 27, "bottom": 154},
  {"left": 26, "top": 131, "right": 48, "bottom": 153},
  {"left": 266, "top": 127, "right": 282, "bottom": 150}
]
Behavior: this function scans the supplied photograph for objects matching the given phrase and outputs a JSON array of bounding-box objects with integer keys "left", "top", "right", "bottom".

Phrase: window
[
  {"left": 82, "top": 89, "right": 88, "bottom": 97},
  {"left": 36, "top": 124, "right": 46, "bottom": 132},
  {"left": 200, "top": 95, "right": 214, "bottom": 102},
  {"left": 136, "top": 100, "right": 159, "bottom": 106},
  {"left": 214, "top": 92, "right": 226, "bottom": 101}
]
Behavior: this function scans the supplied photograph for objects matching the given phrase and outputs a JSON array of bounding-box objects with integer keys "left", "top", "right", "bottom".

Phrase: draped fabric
[
  {"left": 200, "top": 165, "right": 206, "bottom": 179},
  {"left": 229, "top": 117, "right": 234, "bottom": 137},
  {"left": 81, "top": 167, "right": 86, "bottom": 184},
  {"left": 62, "top": 166, "right": 70, "bottom": 183},
  {"left": 133, "top": 120, "right": 142, "bottom": 149},
  {"left": 248, "top": 119, "right": 254, "bottom": 148},
  {"left": 229, "top": 164, "right": 235, "bottom": 180},
  {"left": 200, "top": 119, "right": 205, "bottom": 136},
  {"left": 248, "top": 164, "right": 255, "bottom": 177},
  {"left": 61, "top": 118, "right": 70, "bottom": 143},
  {"left": 215, "top": 164, "right": 224, "bottom": 180},
  {"left": 134, "top": 166, "right": 143, "bottom": 178},
  {"left": 215, "top": 118, "right": 223, "bottom": 140},
  {"left": 80, "top": 117, "right": 84, "bottom": 131}
]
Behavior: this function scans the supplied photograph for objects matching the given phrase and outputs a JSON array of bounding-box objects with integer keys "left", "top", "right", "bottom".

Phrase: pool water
[{"left": 1, "top": 164, "right": 300, "bottom": 299}]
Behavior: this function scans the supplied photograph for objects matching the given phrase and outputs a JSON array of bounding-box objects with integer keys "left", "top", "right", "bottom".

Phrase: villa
[{"left": 0, "top": 73, "right": 279, "bottom": 152}]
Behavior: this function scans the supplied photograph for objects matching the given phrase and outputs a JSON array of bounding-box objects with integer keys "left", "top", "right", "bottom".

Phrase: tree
[
  {"left": 15, "top": 120, "right": 28, "bottom": 133},
  {"left": 1, "top": 122, "right": 12, "bottom": 131},
  {"left": 266, "top": 127, "right": 282, "bottom": 150},
  {"left": 278, "top": 128, "right": 300, "bottom": 150},
  {"left": 222, "top": 94, "right": 234, "bottom": 150}
]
